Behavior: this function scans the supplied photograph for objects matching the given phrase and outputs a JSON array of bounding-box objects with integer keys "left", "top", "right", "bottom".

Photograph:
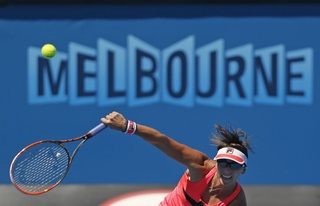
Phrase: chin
[{"left": 220, "top": 176, "right": 234, "bottom": 186}]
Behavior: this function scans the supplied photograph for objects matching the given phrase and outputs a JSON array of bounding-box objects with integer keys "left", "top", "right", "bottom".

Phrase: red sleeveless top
[{"left": 159, "top": 167, "right": 241, "bottom": 206}]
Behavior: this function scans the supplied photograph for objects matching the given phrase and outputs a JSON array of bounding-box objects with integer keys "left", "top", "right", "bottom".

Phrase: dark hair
[{"left": 211, "top": 124, "right": 254, "bottom": 158}]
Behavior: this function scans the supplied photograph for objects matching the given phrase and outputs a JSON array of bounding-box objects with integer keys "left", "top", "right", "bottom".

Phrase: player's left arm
[{"left": 229, "top": 186, "right": 247, "bottom": 206}]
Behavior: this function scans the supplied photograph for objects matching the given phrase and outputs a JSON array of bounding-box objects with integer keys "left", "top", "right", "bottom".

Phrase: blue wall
[{"left": 1, "top": 4, "right": 319, "bottom": 185}]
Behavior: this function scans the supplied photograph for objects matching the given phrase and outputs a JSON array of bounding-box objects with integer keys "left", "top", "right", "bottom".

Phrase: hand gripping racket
[{"left": 9, "top": 123, "right": 107, "bottom": 195}]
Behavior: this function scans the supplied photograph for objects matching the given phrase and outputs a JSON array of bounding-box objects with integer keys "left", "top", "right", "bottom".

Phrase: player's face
[{"left": 217, "top": 159, "right": 246, "bottom": 187}]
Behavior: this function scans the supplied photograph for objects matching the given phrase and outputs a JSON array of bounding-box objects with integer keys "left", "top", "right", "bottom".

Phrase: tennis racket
[{"left": 9, "top": 122, "right": 107, "bottom": 195}]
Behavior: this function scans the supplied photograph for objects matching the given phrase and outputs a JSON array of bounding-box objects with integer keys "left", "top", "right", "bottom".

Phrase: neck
[{"left": 208, "top": 173, "right": 224, "bottom": 194}]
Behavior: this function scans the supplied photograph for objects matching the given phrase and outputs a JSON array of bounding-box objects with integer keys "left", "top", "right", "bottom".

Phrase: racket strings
[{"left": 12, "top": 143, "right": 69, "bottom": 193}]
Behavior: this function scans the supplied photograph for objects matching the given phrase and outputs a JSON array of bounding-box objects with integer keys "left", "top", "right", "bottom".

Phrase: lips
[{"left": 222, "top": 175, "right": 232, "bottom": 180}]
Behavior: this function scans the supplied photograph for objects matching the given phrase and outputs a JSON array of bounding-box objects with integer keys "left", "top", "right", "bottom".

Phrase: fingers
[{"left": 101, "top": 111, "right": 127, "bottom": 132}]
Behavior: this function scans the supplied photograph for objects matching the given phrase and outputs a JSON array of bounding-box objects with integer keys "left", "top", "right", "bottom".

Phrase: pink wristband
[{"left": 124, "top": 120, "right": 137, "bottom": 134}]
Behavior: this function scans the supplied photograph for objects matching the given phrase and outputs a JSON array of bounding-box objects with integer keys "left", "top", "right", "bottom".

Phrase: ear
[{"left": 241, "top": 167, "right": 246, "bottom": 174}]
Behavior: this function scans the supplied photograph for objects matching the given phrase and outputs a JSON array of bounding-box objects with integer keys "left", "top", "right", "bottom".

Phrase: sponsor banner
[{"left": 0, "top": 17, "right": 319, "bottom": 185}]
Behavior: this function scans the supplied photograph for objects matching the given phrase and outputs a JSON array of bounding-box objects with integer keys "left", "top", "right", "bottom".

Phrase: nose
[{"left": 222, "top": 165, "right": 233, "bottom": 171}]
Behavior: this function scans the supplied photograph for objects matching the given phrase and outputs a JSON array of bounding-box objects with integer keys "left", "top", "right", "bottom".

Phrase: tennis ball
[{"left": 41, "top": 44, "right": 57, "bottom": 58}]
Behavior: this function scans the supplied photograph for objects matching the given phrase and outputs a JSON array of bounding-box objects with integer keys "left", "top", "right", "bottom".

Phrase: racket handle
[{"left": 87, "top": 123, "right": 107, "bottom": 137}]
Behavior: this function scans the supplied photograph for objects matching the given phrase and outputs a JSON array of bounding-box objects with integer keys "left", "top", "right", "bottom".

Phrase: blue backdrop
[{"left": 1, "top": 4, "right": 319, "bottom": 185}]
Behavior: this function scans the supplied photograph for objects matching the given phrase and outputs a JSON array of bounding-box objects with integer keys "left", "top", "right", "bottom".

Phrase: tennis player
[{"left": 101, "top": 111, "right": 254, "bottom": 206}]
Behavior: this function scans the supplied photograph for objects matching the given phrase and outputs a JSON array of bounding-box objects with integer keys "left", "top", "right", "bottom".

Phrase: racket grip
[{"left": 87, "top": 123, "right": 107, "bottom": 137}]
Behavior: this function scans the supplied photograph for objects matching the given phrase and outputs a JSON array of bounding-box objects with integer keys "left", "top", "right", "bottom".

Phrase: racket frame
[{"left": 9, "top": 123, "right": 106, "bottom": 195}]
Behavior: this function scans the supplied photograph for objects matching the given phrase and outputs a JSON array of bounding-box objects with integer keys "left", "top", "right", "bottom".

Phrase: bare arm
[
  {"left": 135, "top": 124, "right": 210, "bottom": 169},
  {"left": 101, "top": 111, "right": 212, "bottom": 175},
  {"left": 228, "top": 186, "right": 247, "bottom": 206}
]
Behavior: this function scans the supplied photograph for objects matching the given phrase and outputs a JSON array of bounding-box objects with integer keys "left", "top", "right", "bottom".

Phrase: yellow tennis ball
[{"left": 41, "top": 44, "right": 57, "bottom": 58}]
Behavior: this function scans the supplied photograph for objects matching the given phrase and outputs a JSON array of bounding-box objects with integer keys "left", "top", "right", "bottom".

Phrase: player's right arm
[
  {"left": 101, "top": 111, "right": 212, "bottom": 177},
  {"left": 135, "top": 124, "right": 210, "bottom": 168}
]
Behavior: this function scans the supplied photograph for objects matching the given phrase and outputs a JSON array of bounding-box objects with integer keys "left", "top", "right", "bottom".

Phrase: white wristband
[{"left": 124, "top": 120, "right": 137, "bottom": 134}]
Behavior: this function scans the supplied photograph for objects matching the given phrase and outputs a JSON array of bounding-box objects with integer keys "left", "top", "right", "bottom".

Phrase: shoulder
[
  {"left": 229, "top": 185, "right": 247, "bottom": 206},
  {"left": 187, "top": 159, "right": 216, "bottom": 182}
]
